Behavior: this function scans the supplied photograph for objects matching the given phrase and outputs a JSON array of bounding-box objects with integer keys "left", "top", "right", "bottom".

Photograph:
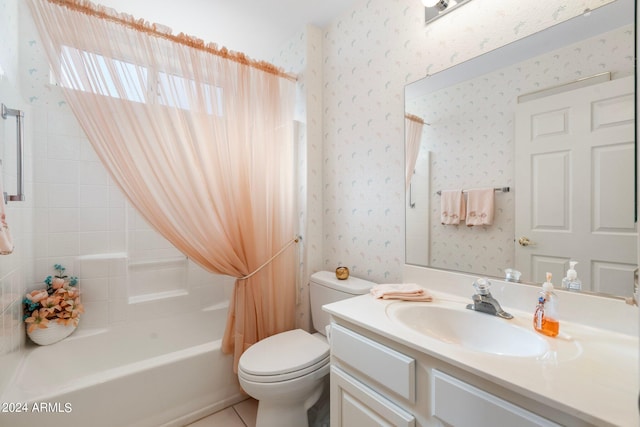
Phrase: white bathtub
[{"left": 0, "top": 304, "right": 244, "bottom": 427}]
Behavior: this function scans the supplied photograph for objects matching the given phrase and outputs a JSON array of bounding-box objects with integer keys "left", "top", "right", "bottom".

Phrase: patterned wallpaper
[
  {"left": 272, "top": 26, "right": 325, "bottom": 329},
  {"left": 317, "top": 0, "right": 617, "bottom": 284},
  {"left": 406, "top": 24, "right": 634, "bottom": 278}
]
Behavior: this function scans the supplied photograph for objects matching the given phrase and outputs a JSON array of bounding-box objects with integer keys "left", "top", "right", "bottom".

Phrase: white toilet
[{"left": 237, "top": 270, "right": 374, "bottom": 427}]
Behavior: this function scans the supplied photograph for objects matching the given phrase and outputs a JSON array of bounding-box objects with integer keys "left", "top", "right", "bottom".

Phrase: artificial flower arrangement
[{"left": 23, "top": 264, "right": 84, "bottom": 335}]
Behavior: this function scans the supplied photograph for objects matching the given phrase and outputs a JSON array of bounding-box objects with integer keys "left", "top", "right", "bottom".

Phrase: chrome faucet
[{"left": 466, "top": 278, "right": 513, "bottom": 319}]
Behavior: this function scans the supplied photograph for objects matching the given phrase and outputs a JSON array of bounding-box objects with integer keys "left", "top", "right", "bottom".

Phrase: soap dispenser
[
  {"left": 561, "top": 261, "right": 582, "bottom": 291},
  {"left": 533, "top": 272, "right": 559, "bottom": 337}
]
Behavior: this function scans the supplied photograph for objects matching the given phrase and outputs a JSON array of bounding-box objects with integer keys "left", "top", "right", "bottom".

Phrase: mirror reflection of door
[{"left": 515, "top": 75, "right": 636, "bottom": 294}]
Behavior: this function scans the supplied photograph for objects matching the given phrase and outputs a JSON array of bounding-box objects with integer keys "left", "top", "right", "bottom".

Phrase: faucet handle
[{"left": 473, "top": 278, "right": 491, "bottom": 295}]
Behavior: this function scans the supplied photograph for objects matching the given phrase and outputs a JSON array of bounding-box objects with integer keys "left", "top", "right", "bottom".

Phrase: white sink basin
[{"left": 386, "top": 303, "right": 549, "bottom": 357}]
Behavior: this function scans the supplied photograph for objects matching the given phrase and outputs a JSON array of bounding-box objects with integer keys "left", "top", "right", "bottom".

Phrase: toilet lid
[{"left": 239, "top": 329, "right": 329, "bottom": 377}]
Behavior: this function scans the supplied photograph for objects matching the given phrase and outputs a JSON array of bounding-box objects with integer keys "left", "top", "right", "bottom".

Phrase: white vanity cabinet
[
  {"left": 331, "top": 366, "right": 416, "bottom": 427},
  {"left": 329, "top": 322, "right": 584, "bottom": 427},
  {"left": 330, "top": 323, "right": 416, "bottom": 426}
]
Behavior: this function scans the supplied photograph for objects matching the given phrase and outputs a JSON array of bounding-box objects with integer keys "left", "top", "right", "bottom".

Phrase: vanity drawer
[
  {"left": 431, "top": 370, "right": 562, "bottom": 427},
  {"left": 331, "top": 366, "right": 415, "bottom": 427},
  {"left": 331, "top": 323, "right": 415, "bottom": 402}
]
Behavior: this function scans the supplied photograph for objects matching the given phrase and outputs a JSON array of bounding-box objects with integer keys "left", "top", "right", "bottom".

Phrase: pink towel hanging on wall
[
  {"left": 440, "top": 189, "right": 465, "bottom": 225},
  {"left": 466, "top": 188, "right": 495, "bottom": 226}
]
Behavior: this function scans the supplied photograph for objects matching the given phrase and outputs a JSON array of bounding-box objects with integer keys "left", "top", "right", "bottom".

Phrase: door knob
[{"left": 518, "top": 236, "right": 533, "bottom": 247}]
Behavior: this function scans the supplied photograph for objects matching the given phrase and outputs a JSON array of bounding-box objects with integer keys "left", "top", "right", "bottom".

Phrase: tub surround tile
[
  {"left": 79, "top": 185, "right": 109, "bottom": 208},
  {"left": 193, "top": 283, "right": 227, "bottom": 311},
  {"left": 47, "top": 183, "right": 79, "bottom": 207},
  {"left": 79, "top": 208, "right": 110, "bottom": 231},
  {"left": 108, "top": 207, "right": 125, "bottom": 231},
  {"left": 79, "top": 277, "right": 109, "bottom": 302},
  {"left": 75, "top": 256, "right": 112, "bottom": 278},
  {"left": 108, "top": 298, "right": 127, "bottom": 326},
  {"left": 78, "top": 231, "right": 110, "bottom": 254},
  {"left": 78, "top": 300, "right": 109, "bottom": 330},
  {"left": 47, "top": 232, "right": 79, "bottom": 257},
  {"left": 78, "top": 161, "right": 109, "bottom": 186},
  {"left": 47, "top": 132, "right": 81, "bottom": 161},
  {"left": 47, "top": 109, "right": 84, "bottom": 137},
  {"left": 45, "top": 159, "right": 78, "bottom": 185},
  {"left": 48, "top": 208, "right": 79, "bottom": 233},
  {"left": 108, "top": 276, "right": 128, "bottom": 300},
  {"left": 79, "top": 137, "right": 100, "bottom": 162}
]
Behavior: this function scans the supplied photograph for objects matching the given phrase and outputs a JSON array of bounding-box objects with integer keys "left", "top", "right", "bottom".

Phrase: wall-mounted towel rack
[
  {"left": 436, "top": 187, "right": 510, "bottom": 195},
  {"left": 1, "top": 103, "right": 25, "bottom": 203}
]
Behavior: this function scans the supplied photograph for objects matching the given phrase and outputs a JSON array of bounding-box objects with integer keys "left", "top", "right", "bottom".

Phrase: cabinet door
[
  {"left": 432, "top": 370, "right": 561, "bottom": 427},
  {"left": 331, "top": 366, "right": 415, "bottom": 427}
]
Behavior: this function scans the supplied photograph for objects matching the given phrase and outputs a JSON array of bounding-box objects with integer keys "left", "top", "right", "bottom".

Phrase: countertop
[{"left": 323, "top": 290, "right": 639, "bottom": 427}]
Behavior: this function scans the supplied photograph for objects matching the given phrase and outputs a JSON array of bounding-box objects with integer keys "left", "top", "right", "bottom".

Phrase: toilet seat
[
  {"left": 238, "top": 329, "right": 329, "bottom": 383},
  {"left": 239, "top": 355, "right": 330, "bottom": 383}
]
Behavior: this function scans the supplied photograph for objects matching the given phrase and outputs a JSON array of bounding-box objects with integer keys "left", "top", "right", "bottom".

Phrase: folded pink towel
[
  {"left": 465, "top": 188, "right": 495, "bottom": 226},
  {"left": 440, "top": 189, "right": 465, "bottom": 225},
  {"left": 370, "top": 284, "right": 433, "bottom": 302}
]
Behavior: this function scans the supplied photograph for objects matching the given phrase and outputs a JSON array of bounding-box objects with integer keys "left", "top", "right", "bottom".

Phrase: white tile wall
[
  {"left": 0, "top": 0, "right": 30, "bottom": 391},
  {"left": 0, "top": 1, "right": 238, "bottom": 392}
]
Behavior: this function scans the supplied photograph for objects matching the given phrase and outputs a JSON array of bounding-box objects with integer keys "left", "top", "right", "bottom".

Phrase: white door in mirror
[{"left": 515, "top": 75, "right": 637, "bottom": 294}]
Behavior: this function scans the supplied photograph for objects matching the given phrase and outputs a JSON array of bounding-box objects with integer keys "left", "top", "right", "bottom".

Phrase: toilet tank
[{"left": 310, "top": 271, "right": 374, "bottom": 335}]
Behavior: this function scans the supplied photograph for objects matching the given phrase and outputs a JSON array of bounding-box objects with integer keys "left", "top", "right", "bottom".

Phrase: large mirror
[{"left": 405, "top": 0, "right": 636, "bottom": 298}]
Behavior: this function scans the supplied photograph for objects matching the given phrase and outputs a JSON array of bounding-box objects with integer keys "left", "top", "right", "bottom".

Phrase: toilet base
[{"left": 255, "top": 382, "right": 324, "bottom": 427}]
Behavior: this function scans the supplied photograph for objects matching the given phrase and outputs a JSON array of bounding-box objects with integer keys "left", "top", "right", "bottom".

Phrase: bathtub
[{"left": 0, "top": 303, "right": 244, "bottom": 427}]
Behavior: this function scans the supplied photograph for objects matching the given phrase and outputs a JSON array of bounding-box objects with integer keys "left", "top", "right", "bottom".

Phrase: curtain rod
[
  {"left": 44, "top": 0, "right": 297, "bottom": 82},
  {"left": 405, "top": 113, "right": 427, "bottom": 125}
]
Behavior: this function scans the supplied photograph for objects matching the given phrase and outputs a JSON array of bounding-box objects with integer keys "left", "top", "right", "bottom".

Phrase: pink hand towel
[
  {"left": 370, "top": 284, "right": 433, "bottom": 302},
  {"left": 440, "top": 189, "right": 465, "bottom": 225},
  {"left": 466, "top": 188, "right": 495, "bottom": 226}
]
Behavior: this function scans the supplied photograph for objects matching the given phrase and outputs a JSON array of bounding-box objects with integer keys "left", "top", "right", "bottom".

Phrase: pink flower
[
  {"left": 24, "top": 265, "right": 83, "bottom": 333},
  {"left": 40, "top": 295, "right": 62, "bottom": 316},
  {"left": 52, "top": 277, "right": 66, "bottom": 290},
  {"left": 24, "top": 309, "right": 50, "bottom": 333},
  {"left": 63, "top": 297, "right": 84, "bottom": 315},
  {"left": 26, "top": 289, "right": 48, "bottom": 303},
  {"left": 65, "top": 287, "right": 79, "bottom": 298},
  {"left": 57, "top": 298, "right": 83, "bottom": 326}
]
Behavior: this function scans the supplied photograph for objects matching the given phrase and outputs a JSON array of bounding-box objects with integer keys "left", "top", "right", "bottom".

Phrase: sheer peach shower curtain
[
  {"left": 27, "top": 0, "right": 297, "bottom": 369},
  {"left": 405, "top": 113, "right": 425, "bottom": 190}
]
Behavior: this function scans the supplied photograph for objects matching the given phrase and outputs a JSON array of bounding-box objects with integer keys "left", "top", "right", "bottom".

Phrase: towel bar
[
  {"left": 1, "top": 103, "right": 25, "bottom": 203},
  {"left": 436, "top": 187, "right": 510, "bottom": 196}
]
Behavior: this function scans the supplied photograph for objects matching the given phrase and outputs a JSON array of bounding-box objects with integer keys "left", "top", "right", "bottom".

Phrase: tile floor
[
  {"left": 185, "top": 388, "right": 330, "bottom": 427},
  {"left": 186, "top": 398, "right": 258, "bottom": 427}
]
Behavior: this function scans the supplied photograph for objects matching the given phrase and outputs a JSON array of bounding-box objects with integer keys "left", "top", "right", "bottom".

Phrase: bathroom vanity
[{"left": 323, "top": 268, "right": 639, "bottom": 427}]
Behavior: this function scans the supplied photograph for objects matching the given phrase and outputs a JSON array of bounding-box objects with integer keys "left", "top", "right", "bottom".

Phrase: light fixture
[
  {"left": 424, "top": 0, "right": 472, "bottom": 24},
  {"left": 422, "top": 0, "right": 447, "bottom": 10}
]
